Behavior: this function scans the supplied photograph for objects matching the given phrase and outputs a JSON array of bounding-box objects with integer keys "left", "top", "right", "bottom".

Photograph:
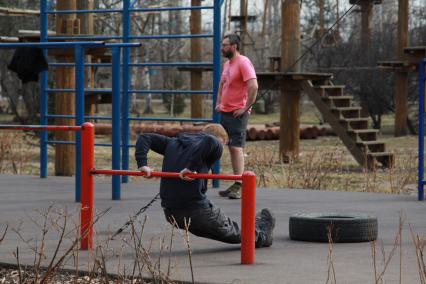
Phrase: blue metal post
[
  {"left": 212, "top": 0, "right": 222, "bottom": 187},
  {"left": 40, "top": 0, "right": 48, "bottom": 178},
  {"left": 75, "top": 45, "right": 85, "bottom": 202},
  {"left": 121, "top": 0, "right": 131, "bottom": 183},
  {"left": 419, "top": 59, "right": 425, "bottom": 201},
  {"left": 112, "top": 46, "right": 122, "bottom": 200}
]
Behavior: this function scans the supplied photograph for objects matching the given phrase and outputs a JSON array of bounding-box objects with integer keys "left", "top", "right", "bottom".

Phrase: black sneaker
[
  {"left": 228, "top": 182, "right": 242, "bottom": 199},
  {"left": 219, "top": 182, "right": 241, "bottom": 198},
  {"left": 255, "top": 208, "right": 275, "bottom": 248}
]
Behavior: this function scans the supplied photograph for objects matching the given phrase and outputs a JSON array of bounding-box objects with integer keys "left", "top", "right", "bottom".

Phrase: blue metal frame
[
  {"left": 122, "top": 0, "right": 131, "bottom": 184},
  {"left": 0, "top": 41, "right": 103, "bottom": 202},
  {"left": 418, "top": 59, "right": 426, "bottom": 201},
  {"left": 0, "top": 42, "right": 138, "bottom": 203},
  {"left": 131, "top": 6, "right": 214, "bottom": 12},
  {"left": 118, "top": 0, "right": 223, "bottom": 191},
  {"left": 75, "top": 45, "right": 85, "bottom": 202},
  {"left": 49, "top": 34, "right": 213, "bottom": 41},
  {"left": 40, "top": 0, "right": 48, "bottom": 179},
  {"left": 38, "top": 0, "right": 223, "bottom": 199},
  {"left": 212, "top": 0, "right": 222, "bottom": 187},
  {"left": 45, "top": 6, "right": 214, "bottom": 14},
  {"left": 0, "top": 42, "right": 104, "bottom": 48},
  {"left": 112, "top": 46, "right": 122, "bottom": 199},
  {"left": 48, "top": 62, "right": 213, "bottom": 68}
]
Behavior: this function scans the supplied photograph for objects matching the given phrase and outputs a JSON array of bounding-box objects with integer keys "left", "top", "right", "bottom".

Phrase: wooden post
[
  {"left": 280, "top": 0, "right": 301, "bottom": 162},
  {"left": 77, "top": 0, "right": 95, "bottom": 118},
  {"left": 227, "top": 0, "right": 232, "bottom": 32},
  {"left": 319, "top": 0, "right": 324, "bottom": 38},
  {"left": 55, "top": 0, "right": 78, "bottom": 176},
  {"left": 77, "top": 0, "right": 93, "bottom": 36},
  {"left": 336, "top": 0, "right": 340, "bottom": 37},
  {"left": 190, "top": 0, "right": 203, "bottom": 118},
  {"left": 395, "top": 0, "right": 408, "bottom": 136},
  {"left": 240, "top": 0, "right": 247, "bottom": 54},
  {"left": 360, "top": 1, "right": 373, "bottom": 52},
  {"left": 359, "top": 0, "right": 373, "bottom": 117},
  {"left": 261, "top": 0, "right": 269, "bottom": 38}
]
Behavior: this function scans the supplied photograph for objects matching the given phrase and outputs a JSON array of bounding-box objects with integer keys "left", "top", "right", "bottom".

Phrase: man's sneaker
[
  {"left": 219, "top": 182, "right": 241, "bottom": 198},
  {"left": 218, "top": 187, "right": 231, "bottom": 197},
  {"left": 227, "top": 182, "right": 242, "bottom": 199},
  {"left": 255, "top": 208, "right": 275, "bottom": 247}
]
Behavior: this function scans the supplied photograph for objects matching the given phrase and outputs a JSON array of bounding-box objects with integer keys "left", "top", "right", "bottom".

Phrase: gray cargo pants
[{"left": 163, "top": 203, "right": 241, "bottom": 244}]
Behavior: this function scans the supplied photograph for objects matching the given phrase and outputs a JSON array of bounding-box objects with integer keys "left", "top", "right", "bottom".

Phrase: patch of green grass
[{"left": 0, "top": 114, "right": 14, "bottom": 124}]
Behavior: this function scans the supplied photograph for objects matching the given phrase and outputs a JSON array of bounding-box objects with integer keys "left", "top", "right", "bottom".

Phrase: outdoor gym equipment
[
  {"left": 86, "top": 170, "right": 257, "bottom": 265},
  {"left": 0, "top": 122, "right": 257, "bottom": 264},
  {"left": 39, "top": 0, "right": 223, "bottom": 192},
  {"left": 80, "top": 122, "right": 257, "bottom": 264},
  {"left": 0, "top": 41, "right": 140, "bottom": 203},
  {"left": 418, "top": 58, "right": 426, "bottom": 201}
]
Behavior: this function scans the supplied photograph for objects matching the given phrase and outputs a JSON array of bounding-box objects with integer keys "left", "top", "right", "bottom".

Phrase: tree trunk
[
  {"left": 394, "top": 0, "right": 409, "bottom": 136},
  {"left": 55, "top": 0, "right": 78, "bottom": 176},
  {"left": 77, "top": 0, "right": 95, "bottom": 118},
  {"left": 190, "top": 0, "right": 203, "bottom": 118},
  {"left": 280, "top": 0, "right": 301, "bottom": 162}
]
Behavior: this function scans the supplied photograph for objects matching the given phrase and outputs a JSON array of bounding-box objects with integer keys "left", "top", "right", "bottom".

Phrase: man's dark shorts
[{"left": 220, "top": 111, "right": 249, "bottom": 147}]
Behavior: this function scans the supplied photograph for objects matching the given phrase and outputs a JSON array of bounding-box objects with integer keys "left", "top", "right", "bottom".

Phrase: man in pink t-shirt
[{"left": 215, "top": 34, "right": 258, "bottom": 199}]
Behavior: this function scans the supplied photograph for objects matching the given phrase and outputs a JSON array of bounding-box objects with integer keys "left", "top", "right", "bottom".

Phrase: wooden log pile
[
  {"left": 93, "top": 122, "right": 334, "bottom": 141},
  {"left": 94, "top": 123, "right": 204, "bottom": 137},
  {"left": 245, "top": 124, "right": 333, "bottom": 141},
  {"left": 247, "top": 126, "right": 279, "bottom": 141}
]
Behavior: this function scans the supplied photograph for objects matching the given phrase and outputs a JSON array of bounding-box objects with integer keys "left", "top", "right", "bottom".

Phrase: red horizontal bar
[
  {"left": 0, "top": 125, "right": 82, "bottom": 131},
  {"left": 92, "top": 169, "right": 242, "bottom": 181}
]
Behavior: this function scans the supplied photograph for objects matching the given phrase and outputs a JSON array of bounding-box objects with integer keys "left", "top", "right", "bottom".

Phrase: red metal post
[
  {"left": 80, "top": 122, "right": 95, "bottom": 250},
  {"left": 241, "top": 171, "right": 256, "bottom": 264}
]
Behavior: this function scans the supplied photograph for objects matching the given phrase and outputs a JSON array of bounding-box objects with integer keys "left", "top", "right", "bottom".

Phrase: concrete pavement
[{"left": 0, "top": 174, "right": 425, "bottom": 283}]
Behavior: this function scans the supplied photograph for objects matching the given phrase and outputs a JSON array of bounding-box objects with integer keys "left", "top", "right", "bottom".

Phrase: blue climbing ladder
[{"left": 39, "top": 1, "right": 223, "bottom": 200}]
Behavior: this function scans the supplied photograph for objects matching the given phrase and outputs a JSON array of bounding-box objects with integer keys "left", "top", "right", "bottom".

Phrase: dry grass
[
  {"left": 2, "top": 206, "right": 426, "bottom": 283},
  {"left": 324, "top": 213, "right": 426, "bottom": 284},
  {"left": 0, "top": 132, "right": 35, "bottom": 174},
  {"left": 0, "top": 127, "right": 419, "bottom": 195},
  {"left": 2, "top": 204, "right": 194, "bottom": 283},
  {"left": 237, "top": 135, "right": 417, "bottom": 195}
]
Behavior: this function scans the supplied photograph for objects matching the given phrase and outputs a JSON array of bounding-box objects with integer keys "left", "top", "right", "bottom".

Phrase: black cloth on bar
[{"left": 8, "top": 47, "right": 48, "bottom": 83}]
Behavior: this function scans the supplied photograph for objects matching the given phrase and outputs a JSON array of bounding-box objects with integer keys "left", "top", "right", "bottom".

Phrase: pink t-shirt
[{"left": 220, "top": 55, "right": 257, "bottom": 112}]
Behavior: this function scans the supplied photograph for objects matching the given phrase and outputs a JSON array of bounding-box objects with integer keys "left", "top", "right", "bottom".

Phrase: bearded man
[{"left": 215, "top": 34, "right": 258, "bottom": 199}]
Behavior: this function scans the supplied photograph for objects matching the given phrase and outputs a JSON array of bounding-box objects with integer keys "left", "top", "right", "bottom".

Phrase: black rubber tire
[{"left": 289, "top": 213, "right": 378, "bottom": 243}]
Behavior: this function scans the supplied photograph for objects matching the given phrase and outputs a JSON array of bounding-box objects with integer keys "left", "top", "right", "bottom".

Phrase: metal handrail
[{"left": 418, "top": 58, "right": 426, "bottom": 201}]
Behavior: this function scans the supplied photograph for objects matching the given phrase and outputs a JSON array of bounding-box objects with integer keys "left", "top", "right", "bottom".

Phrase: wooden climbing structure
[{"left": 257, "top": 72, "right": 394, "bottom": 169}]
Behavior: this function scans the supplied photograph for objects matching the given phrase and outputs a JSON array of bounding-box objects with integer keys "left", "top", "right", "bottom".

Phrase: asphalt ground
[{"left": 0, "top": 174, "right": 425, "bottom": 283}]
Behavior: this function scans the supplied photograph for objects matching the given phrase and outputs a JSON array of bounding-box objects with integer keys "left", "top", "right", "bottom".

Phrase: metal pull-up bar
[
  {"left": 0, "top": 122, "right": 256, "bottom": 264},
  {"left": 418, "top": 59, "right": 426, "bottom": 201},
  {"left": 85, "top": 168, "right": 256, "bottom": 264},
  {"left": 0, "top": 122, "right": 95, "bottom": 252}
]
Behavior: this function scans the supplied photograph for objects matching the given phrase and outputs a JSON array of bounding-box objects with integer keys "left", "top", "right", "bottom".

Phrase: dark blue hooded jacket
[{"left": 135, "top": 133, "right": 223, "bottom": 209}]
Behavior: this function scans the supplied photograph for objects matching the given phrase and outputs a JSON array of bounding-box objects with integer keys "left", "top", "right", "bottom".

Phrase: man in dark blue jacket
[{"left": 135, "top": 124, "right": 275, "bottom": 247}]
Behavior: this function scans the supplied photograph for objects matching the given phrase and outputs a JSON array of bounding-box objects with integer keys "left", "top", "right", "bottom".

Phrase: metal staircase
[{"left": 300, "top": 80, "right": 394, "bottom": 170}]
